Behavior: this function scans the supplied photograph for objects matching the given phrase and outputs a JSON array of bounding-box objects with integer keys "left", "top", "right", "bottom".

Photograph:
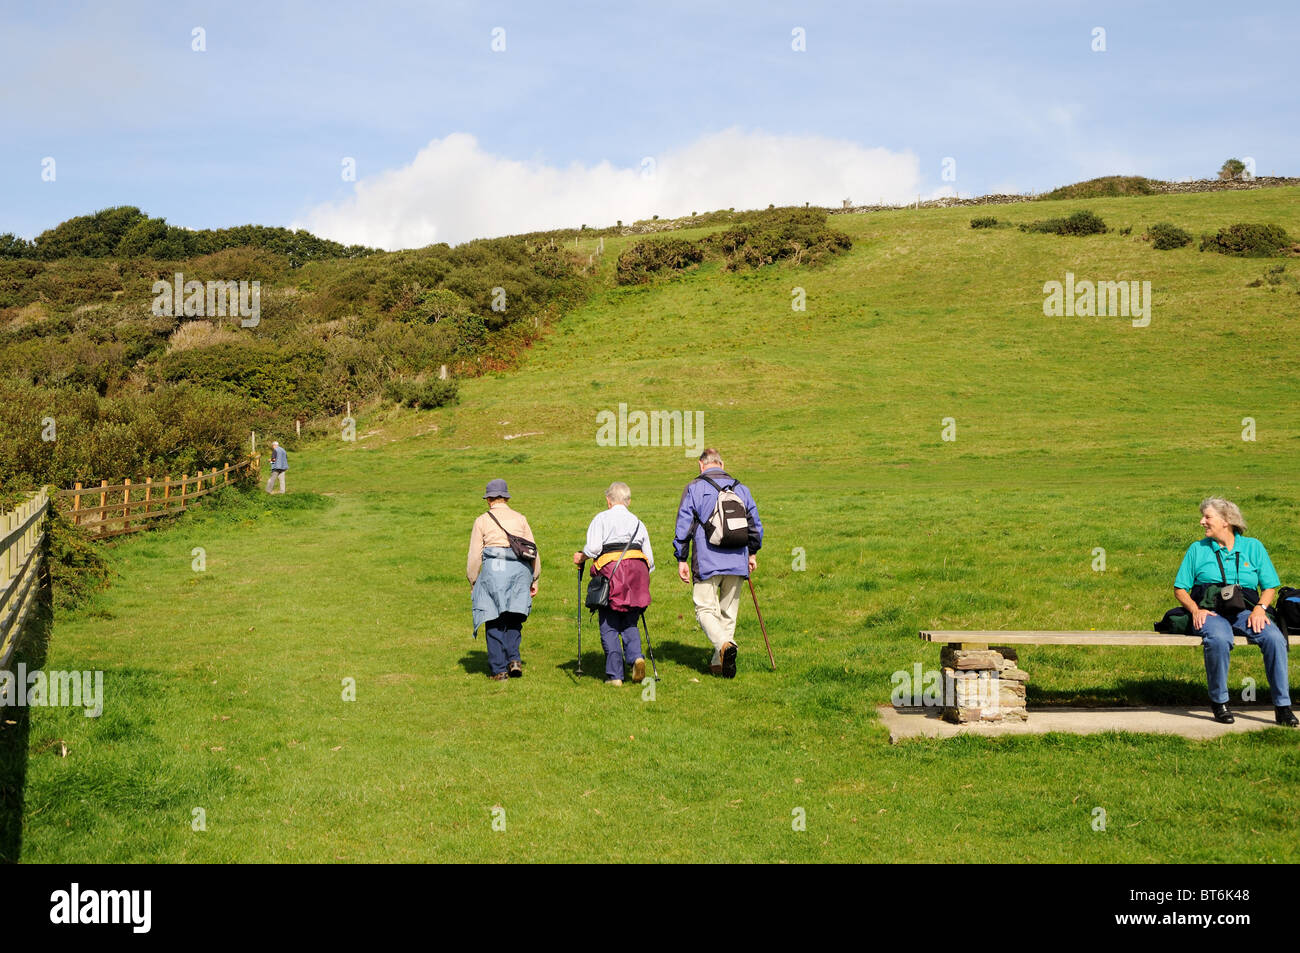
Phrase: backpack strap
[
  {"left": 609, "top": 522, "right": 641, "bottom": 581},
  {"left": 699, "top": 474, "right": 737, "bottom": 493}
]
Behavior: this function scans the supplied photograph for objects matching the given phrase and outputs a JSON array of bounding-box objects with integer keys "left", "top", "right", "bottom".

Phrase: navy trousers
[
  {"left": 598, "top": 607, "right": 644, "bottom": 681},
  {"left": 484, "top": 612, "right": 526, "bottom": 675}
]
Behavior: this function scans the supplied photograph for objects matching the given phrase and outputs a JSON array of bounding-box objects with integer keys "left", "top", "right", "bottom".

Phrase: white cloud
[{"left": 294, "top": 128, "right": 925, "bottom": 249}]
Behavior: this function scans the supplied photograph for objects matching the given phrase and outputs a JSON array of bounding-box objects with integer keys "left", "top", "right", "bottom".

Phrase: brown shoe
[
  {"left": 631, "top": 658, "right": 646, "bottom": 683},
  {"left": 488, "top": 672, "right": 508, "bottom": 681},
  {"left": 709, "top": 658, "right": 724, "bottom": 675},
  {"left": 508, "top": 660, "right": 523, "bottom": 678},
  {"left": 721, "top": 643, "right": 737, "bottom": 679}
]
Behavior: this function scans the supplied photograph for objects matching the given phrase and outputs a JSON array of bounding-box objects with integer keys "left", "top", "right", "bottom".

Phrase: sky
[{"left": 2, "top": 0, "right": 1295, "bottom": 248}]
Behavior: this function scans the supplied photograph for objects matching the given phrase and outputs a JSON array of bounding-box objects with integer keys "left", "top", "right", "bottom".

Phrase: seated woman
[
  {"left": 1173, "top": 497, "right": 1295, "bottom": 726},
  {"left": 573, "top": 482, "right": 653, "bottom": 686}
]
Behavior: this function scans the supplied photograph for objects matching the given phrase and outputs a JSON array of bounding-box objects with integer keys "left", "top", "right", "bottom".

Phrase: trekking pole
[
  {"left": 576, "top": 563, "right": 584, "bottom": 678},
  {"left": 747, "top": 577, "right": 775, "bottom": 671},
  {"left": 639, "top": 611, "right": 660, "bottom": 681}
]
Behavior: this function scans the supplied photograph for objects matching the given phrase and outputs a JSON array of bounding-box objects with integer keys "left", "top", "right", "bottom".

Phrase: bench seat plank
[{"left": 921, "top": 630, "right": 1300, "bottom": 646}]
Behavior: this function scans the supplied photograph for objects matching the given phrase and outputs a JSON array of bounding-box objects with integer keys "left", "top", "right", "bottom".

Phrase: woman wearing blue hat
[{"left": 467, "top": 479, "right": 540, "bottom": 680}]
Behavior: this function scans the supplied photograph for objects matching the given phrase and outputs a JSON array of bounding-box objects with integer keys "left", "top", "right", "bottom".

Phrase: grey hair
[
  {"left": 605, "top": 482, "right": 631, "bottom": 505},
  {"left": 1201, "top": 497, "right": 1247, "bottom": 535},
  {"left": 698, "top": 448, "right": 723, "bottom": 466}
]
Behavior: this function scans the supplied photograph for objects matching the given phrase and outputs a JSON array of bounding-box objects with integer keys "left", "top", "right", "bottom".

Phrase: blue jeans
[
  {"left": 598, "top": 607, "right": 643, "bottom": 681},
  {"left": 1196, "top": 608, "right": 1291, "bottom": 706},
  {"left": 484, "top": 612, "right": 525, "bottom": 676}
]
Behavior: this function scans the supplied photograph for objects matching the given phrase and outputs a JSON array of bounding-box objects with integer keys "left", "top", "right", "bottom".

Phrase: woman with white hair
[
  {"left": 1173, "top": 497, "right": 1295, "bottom": 726},
  {"left": 573, "top": 482, "right": 653, "bottom": 686}
]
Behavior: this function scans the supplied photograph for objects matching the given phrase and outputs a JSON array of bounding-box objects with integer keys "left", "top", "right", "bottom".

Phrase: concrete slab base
[{"left": 879, "top": 705, "right": 1297, "bottom": 742}]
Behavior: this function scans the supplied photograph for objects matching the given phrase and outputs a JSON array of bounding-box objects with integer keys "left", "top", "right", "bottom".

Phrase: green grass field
[{"left": 11, "top": 187, "right": 1300, "bottom": 862}]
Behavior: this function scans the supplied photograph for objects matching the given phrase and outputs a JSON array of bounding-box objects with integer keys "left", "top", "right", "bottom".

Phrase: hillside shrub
[
  {"left": 1020, "top": 210, "right": 1108, "bottom": 236},
  {"left": 970, "top": 217, "right": 1000, "bottom": 228},
  {"left": 615, "top": 238, "right": 705, "bottom": 284},
  {"left": 1145, "top": 223, "right": 1192, "bottom": 250},
  {"left": 383, "top": 378, "right": 459, "bottom": 409},
  {"left": 709, "top": 208, "right": 852, "bottom": 271},
  {"left": 1199, "top": 223, "right": 1292, "bottom": 257},
  {"left": 1038, "top": 176, "right": 1156, "bottom": 201}
]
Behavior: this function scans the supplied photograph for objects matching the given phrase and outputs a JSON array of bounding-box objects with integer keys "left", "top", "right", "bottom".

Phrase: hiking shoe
[
  {"left": 721, "top": 643, "right": 738, "bottom": 679},
  {"left": 631, "top": 658, "right": 646, "bottom": 683},
  {"left": 1211, "top": 702, "right": 1235, "bottom": 724},
  {"left": 508, "top": 660, "right": 523, "bottom": 678},
  {"left": 1276, "top": 705, "right": 1298, "bottom": 727},
  {"left": 607, "top": 679, "right": 624, "bottom": 687},
  {"left": 488, "top": 672, "right": 509, "bottom": 682}
]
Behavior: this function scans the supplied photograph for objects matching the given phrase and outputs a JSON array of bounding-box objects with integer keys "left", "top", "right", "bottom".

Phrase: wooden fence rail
[
  {"left": 54, "top": 455, "right": 261, "bottom": 540},
  {"left": 0, "top": 488, "right": 51, "bottom": 668}
]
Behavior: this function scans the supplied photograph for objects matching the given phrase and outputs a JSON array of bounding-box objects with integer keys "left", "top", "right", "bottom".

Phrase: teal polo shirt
[{"left": 1174, "top": 536, "right": 1280, "bottom": 592}]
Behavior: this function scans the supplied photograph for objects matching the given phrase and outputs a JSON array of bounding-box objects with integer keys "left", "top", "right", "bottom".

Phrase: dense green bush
[
  {"left": 0, "top": 206, "right": 377, "bottom": 265},
  {"left": 1020, "top": 210, "right": 1108, "bottom": 236},
  {"left": 1145, "top": 222, "right": 1193, "bottom": 250},
  {"left": 709, "top": 208, "right": 852, "bottom": 271},
  {"left": 383, "top": 378, "right": 460, "bottom": 409},
  {"left": 46, "top": 513, "right": 112, "bottom": 610},
  {"left": 1038, "top": 176, "right": 1157, "bottom": 201},
  {"left": 615, "top": 238, "right": 706, "bottom": 284},
  {"left": 1199, "top": 223, "right": 1293, "bottom": 257},
  {"left": 970, "top": 217, "right": 1000, "bottom": 228},
  {"left": 0, "top": 381, "right": 254, "bottom": 493}
]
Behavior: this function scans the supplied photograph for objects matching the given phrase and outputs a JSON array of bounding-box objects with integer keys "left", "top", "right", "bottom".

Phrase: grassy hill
[{"left": 9, "top": 185, "right": 1300, "bottom": 862}]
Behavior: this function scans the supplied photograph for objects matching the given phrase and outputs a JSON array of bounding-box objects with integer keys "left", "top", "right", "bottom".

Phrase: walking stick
[
  {"left": 639, "top": 611, "right": 660, "bottom": 681},
  {"left": 748, "top": 577, "right": 775, "bottom": 670},
  {"left": 576, "top": 564, "right": 584, "bottom": 678}
]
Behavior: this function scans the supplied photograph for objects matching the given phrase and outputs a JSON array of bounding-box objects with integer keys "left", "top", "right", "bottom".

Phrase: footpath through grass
[{"left": 16, "top": 187, "right": 1300, "bottom": 862}]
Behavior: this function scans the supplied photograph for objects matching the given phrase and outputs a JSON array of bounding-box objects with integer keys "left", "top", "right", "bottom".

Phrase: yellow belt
[{"left": 593, "top": 549, "right": 648, "bottom": 571}]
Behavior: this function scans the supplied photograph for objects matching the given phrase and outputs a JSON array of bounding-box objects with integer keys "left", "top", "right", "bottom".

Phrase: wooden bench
[
  {"left": 917, "top": 630, "right": 1300, "bottom": 723},
  {"left": 921, "top": 630, "right": 1300, "bottom": 649}
]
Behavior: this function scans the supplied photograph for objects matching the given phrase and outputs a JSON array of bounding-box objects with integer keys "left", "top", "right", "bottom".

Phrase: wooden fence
[
  {"left": 0, "top": 489, "right": 51, "bottom": 669},
  {"left": 54, "top": 455, "right": 261, "bottom": 539}
]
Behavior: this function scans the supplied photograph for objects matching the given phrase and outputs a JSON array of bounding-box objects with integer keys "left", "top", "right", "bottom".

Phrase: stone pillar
[{"left": 940, "top": 645, "right": 1029, "bottom": 723}]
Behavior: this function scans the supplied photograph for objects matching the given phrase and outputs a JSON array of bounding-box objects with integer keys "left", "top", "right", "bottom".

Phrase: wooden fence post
[
  {"left": 123, "top": 478, "right": 131, "bottom": 533},
  {"left": 145, "top": 477, "right": 153, "bottom": 518},
  {"left": 164, "top": 475, "right": 172, "bottom": 511},
  {"left": 180, "top": 474, "right": 187, "bottom": 509},
  {"left": 99, "top": 479, "right": 108, "bottom": 537},
  {"left": 2, "top": 511, "right": 12, "bottom": 591},
  {"left": 73, "top": 481, "right": 82, "bottom": 526}
]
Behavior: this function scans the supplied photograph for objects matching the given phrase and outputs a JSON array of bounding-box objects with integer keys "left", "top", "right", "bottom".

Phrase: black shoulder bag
[
  {"left": 1212, "top": 550, "right": 1250, "bottom": 615},
  {"left": 585, "top": 522, "right": 640, "bottom": 612},
  {"left": 486, "top": 509, "right": 538, "bottom": 567}
]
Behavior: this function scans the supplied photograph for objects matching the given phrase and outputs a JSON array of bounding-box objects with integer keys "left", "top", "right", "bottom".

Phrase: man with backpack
[{"left": 673, "top": 449, "right": 763, "bottom": 678}]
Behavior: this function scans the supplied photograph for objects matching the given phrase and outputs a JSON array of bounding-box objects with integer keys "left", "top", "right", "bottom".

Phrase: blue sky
[{"left": 2, "top": 0, "right": 1295, "bottom": 247}]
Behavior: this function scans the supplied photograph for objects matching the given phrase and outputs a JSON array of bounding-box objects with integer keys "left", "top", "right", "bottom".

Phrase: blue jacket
[
  {"left": 471, "top": 547, "right": 534, "bottom": 635},
  {"left": 271, "top": 446, "right": 288, "bottom": 471},
  {"left": 672, "top": 468, "right": 763, "bottom": 581}
]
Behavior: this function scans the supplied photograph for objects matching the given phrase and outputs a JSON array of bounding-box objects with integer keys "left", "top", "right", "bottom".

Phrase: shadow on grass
[
  {"left": 1029, "top": 677, "right": 1296, "bottom": 707},
  {"left": 549, "top": 638, "right": 713, "bottom": 680},
  {"left": 457, "top": 649, "right": 491, "bottom": 676},
  {"left": 0, "top": 578, "right": 53, "bottom": 865}
]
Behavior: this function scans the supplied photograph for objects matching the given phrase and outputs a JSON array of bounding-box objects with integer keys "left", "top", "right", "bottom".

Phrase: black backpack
[{"left": 1277, "top": 587, "right": 1300, "bottom": 633}]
